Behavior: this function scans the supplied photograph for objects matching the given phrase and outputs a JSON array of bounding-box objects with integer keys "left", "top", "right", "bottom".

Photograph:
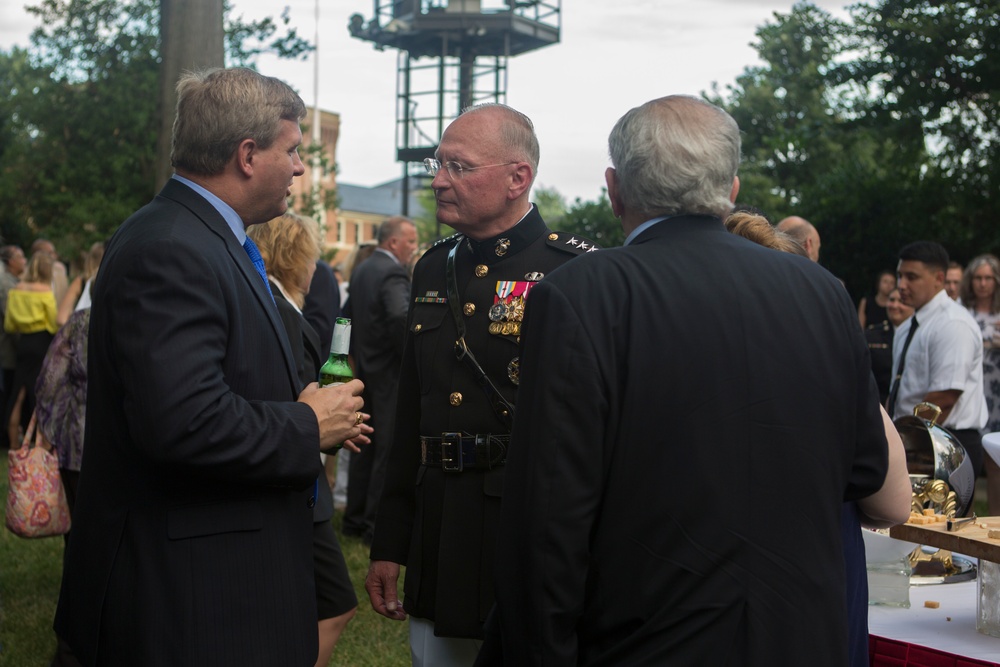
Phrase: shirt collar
[
  {"left": 171, "top": 174, "right": 246, "bottom": 244},
  {"left": 624, "top": 216, "right": 672, "bottom": 246},
  {"left": 269, "top": 275, "right": 301, "bottom": 313},
  {"left": 914, "top": 288, "right": 950, "bottom": 319},
  {"left": 375, "top": 247, "right": 402, "bottom": 266}
]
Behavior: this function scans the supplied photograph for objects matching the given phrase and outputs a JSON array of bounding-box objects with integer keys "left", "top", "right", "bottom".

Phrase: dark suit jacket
[
  {"left": 55, "top": 179, "right": 323, "bottom": 667},
  {"left": 343, "top": 250, "right": 410, "bottom": 449},
  {"left": 490, "top": 216, "right": 888, "bottom": 665},
  {"left": 273, "top": 284, "right": 334, "bottom": 523},
  {"left": 303, "top": 260, "right": 340, "bottom": 357}
]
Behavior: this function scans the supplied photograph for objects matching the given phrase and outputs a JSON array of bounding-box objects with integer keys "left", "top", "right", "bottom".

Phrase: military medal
[
  {"left": 508, "top": 297, "right": 525, "bottom": 322},
  {"left": 507, "top": 357, "right": 520, "bottom": 385},
  {"left": 490, "top": 280, "right": 537, "bottom": 336}
]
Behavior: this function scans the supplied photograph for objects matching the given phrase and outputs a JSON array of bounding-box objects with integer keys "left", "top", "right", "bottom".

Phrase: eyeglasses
[{"left": 423, "top": 158, "right": 518, "bottom": 179}]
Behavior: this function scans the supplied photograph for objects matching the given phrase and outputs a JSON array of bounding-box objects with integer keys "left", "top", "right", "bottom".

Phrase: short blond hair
[{"left": 247, "top": 212, "right": 320, "bottom": 309}]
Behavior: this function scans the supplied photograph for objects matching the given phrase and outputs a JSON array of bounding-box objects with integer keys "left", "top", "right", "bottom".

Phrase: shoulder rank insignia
[
  {"left": 425, "top": 232, "right": 464, "bottom": 255},
  {"left": 546, "top": 231, "right": 601, "bottom": 255}
]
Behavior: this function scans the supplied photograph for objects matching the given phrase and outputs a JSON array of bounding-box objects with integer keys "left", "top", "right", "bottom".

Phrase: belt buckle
[{"left": 440, "top": 432, "right": 463, "bottom": 472}]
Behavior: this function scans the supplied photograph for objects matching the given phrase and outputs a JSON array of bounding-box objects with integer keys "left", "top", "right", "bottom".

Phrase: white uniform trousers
[{"left": 409, "top": 617, "right": 482, "bottom": 667}]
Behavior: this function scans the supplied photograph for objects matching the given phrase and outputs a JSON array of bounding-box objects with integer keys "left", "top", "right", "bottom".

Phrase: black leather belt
[{"left": 419, "top": 433, "right": 510, "bottom": 472}]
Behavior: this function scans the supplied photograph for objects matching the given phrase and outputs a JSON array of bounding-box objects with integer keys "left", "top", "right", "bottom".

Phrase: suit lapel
[{"left": 159, "top": 181, "right": 302, "bottom": 394}]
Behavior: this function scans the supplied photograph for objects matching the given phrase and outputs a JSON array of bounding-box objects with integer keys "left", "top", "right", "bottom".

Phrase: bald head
[{"left": 777, "top": 216, "right": 821, "bottom": 262}]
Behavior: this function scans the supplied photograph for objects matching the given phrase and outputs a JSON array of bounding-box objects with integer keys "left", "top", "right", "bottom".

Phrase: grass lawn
[
  {"left": 2, "top": 459, "right": 989, "bottom": 665},
  {"left": 0, "top": 456, "right": 409, "bottom": 667}
]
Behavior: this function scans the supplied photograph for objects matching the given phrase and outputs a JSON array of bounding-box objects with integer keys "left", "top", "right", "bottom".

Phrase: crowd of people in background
[
  {"left": 0, "top": 240, "right": 102, "bottom": 456},
  {"left": 2, "top": 66, "right": 995, "bottom": 667},
  {"left": 861, "top": 251, "right": 999, "bottom": 516}
]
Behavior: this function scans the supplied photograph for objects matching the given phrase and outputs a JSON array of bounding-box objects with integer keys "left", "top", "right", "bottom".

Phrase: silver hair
[
  {"left": 608, "top": 95, "right": 741, "bottom": 218},
  {"left": 460, "top": 103, "right": 540, "bottom": 171},
  {"left": 961, "top": 253, "right": 1000, "bottom": 314}
]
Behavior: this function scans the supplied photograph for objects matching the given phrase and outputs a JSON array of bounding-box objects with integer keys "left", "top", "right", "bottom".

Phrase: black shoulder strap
[{"left": 446, "top": 239, "right": 516, "bottom": 430}]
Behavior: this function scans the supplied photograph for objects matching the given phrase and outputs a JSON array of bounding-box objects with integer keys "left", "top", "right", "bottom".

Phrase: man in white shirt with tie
[{"left": 891, "top": 240, "right": 987, "bottom": 480}]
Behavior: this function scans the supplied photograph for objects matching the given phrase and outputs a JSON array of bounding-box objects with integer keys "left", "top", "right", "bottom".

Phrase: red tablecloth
[{"left": 871, "top": 635, "right": 1000, "bottom": 666}]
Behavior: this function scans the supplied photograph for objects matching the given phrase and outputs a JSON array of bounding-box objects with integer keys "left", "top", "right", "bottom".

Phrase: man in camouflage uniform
[{"left": 365, "top": 103, "right": 595, "bottom": 666}]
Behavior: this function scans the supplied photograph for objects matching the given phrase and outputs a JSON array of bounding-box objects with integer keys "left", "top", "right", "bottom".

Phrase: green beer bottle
[{"left": 319, "top": 317, "right": 353, "bottom": 387}]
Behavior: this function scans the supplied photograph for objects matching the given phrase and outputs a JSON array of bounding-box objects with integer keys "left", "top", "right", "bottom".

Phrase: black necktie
[{"left": 886, "top": 316, "right": 919, "bottom": 417}]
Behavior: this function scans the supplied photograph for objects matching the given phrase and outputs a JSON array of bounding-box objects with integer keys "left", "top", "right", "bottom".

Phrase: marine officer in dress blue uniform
[{"left": 365, "top": 103, "right": 596, "bottom": 667}]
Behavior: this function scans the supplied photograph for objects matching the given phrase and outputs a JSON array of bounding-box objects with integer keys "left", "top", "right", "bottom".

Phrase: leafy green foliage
[
  {"left": 532, "top": 184, "right": 567, "bottom": 226},
  {"left": 0, "top": 0, "right": 314, "bottom": 260},
  {"left": 412, "top": 185, "right": 441, "bottom": 245},
  {"left": 710, "top": 0, "right": 999, "bottom": 299},
  {"left": 560, "top": 191, "right": 623, "bottom": 248},
  {"left": 223, "top": 3, "right": 313, "bottom": 66}
]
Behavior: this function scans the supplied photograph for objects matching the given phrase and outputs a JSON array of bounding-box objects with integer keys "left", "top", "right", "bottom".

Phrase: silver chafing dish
[{"left": 894, "top": 401, "right": 975, "bottom": 518}]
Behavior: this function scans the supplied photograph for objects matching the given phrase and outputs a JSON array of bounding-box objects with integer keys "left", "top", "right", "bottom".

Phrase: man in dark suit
[
  {"left": 304, "top": 259, "right": 342, "bottom": 356},
  {"left": 488, "top": 96, "right": 890, "bottom": 665},
  {"left": 54, "top": 67, "right": 370, "bottom": 667},
  {"left": 341, "top": 216, "right": 417, "bottom": 543},
  {"left": 364, "top": 104, "right": 594, "bottom": 666}
]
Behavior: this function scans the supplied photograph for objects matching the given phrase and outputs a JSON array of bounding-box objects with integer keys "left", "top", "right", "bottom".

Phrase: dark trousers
[
  {"left": 343, "top": 441, "right": 374, "bottom": 536},
  {"left": 343, "top": 430, "right": 392, "bottom": 540},
  {"left": 952, "top": 428, "right": 984, "bottom": 480}
]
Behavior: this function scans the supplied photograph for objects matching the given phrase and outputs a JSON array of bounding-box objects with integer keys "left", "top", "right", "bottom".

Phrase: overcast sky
[{"left": 1, "top": 0, "right": 853, "bottom": 203}]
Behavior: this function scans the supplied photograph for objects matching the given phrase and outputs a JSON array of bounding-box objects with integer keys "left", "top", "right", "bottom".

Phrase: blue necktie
[{"left": 242, "top": 236, "right": 275, "bottom": 303}]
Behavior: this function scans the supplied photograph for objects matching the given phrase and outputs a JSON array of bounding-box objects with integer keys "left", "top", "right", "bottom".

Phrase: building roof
[{"left": 337, "top": 176, "right": 430, "bottom": 219}]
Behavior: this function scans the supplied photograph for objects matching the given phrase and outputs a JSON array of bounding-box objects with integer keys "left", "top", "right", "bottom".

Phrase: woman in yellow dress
[{"left": 4, "top": 251, "right": 57, "bottom": 445}]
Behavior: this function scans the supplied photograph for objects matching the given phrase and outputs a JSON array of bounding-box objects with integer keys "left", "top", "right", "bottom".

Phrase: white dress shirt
[{"left": 891, "top": 288, "right": 987, "bottom": 429}]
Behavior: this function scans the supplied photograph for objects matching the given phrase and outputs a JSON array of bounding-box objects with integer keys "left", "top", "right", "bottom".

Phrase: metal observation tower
[{"left": 348, "top": 0, "right": 561, "bottom": 215}]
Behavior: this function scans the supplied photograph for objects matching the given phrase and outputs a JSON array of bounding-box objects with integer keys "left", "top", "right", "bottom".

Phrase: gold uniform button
[
  {"left": 463, "top": 303, "right": 476, "bottom": 317},
  {"left": 548, "top": 233, "right": 558, "bottom": 241},
  {"left": 414, "top": 323, "right": 423, "bottom": 332},
  {"left": 449, "top": 392, "right": 463, "bottom": 406},
  {"left": 475, "top": 264, "right": 489, "bottom": 278}
]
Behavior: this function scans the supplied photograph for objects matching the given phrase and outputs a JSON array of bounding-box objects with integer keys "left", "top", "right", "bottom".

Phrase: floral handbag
[{"left": 5, "top": 412, "right": 72, "bottom": 538}]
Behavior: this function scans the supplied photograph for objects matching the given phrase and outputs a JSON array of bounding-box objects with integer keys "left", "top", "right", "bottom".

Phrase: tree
[
  {"left": 156, "top": 0, "right": 224, "bottom": 189},
  {"left": 0, "top": 0, "right": 312, "bottom": 259},
  {"left": 3, "top": 0, "right": 162, "bottom": 252},
  {"left": 707, "top": 0, "right": 992, "bottom": 299},
  {"left": 560, "top": 191, "right": 623, "bottom": 248},
  {"left": 532, "top": 185, "right": 567, "bottom": 226},
  {"left": 846, "top": 0, "right": 1000, "bottom": 257}
]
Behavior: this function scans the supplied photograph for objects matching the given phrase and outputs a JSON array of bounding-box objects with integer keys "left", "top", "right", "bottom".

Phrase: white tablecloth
[{"left": 869, "top": 577, "right": 1000, "bottom": 661}]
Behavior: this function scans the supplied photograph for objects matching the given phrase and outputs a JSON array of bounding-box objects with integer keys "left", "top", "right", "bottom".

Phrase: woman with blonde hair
[
  {"left": 57, "top": 241, "right": 105, "bottom": 326},
  {"left": 724, "top": 210, "right": 806, "bottom": 256},
  {"left": 247, "top": 212, "right": 362, "bottom": 667}
]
